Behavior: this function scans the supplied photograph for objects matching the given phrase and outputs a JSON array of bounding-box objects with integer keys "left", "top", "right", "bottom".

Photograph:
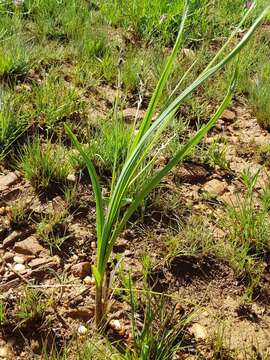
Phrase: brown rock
[
  {"left": 3, "top": 252, "right": 14, "bottom": 262},
  {"left": 0, "top": 172, "right": 20, "bottom": 190},
  {"left": 28, "top": 257, "right": 58, "bottom": 269},
  {"left": 189, "top": 323, "right": 208, "bottom": 341},
  {"left": 203, "top": 179, "right": 226, "bottom": 197},
  {"left": 71, "top": 262, "right": 91, "bottom": 278},
  {"left": 0, "top": 278, "right": 20, "bottom": 292},
  {"left": 14, "top": 236, "right": 45, "bottom": 256},
  {"left": 66, "top": 307, "right": 94, "bottom": 321},
  {"left": 221, "top": 109, "right": 236, "bottom": 122},
  {"left": 3, "top": 230, "right": 24, "bottom": 248}
]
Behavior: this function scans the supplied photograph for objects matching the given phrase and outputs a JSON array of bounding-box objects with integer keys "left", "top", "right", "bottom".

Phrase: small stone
[
  {"left": 13, "top": 263, "right": 26, "bottom": 272},
  {"left": 3, "top": 252, "right": 14, "bottom": 262},
  {"left": 0, "top": 172, "right": 20, "bottom": 190},
  {"left": 13, "top": 256, "right": 25, "bottom": 264},
  {"left": 90, "top": 241, "right": 96, "bottom": 249},
  {"left": 78, "top": 325, "right": 88, "bottom": 335},
  {"left": 0, "top": 346, "right": 9, "bottom": 358},
  {"left": 221, "top": 109, "right": 236, "bottom": 122},
  {"left": 14, "top": 236, "right": 45, "bottom": 256},
  {"left": 71, "top": 262, "right": 91, "bottom": 278},
  {"left": 3, "top": 231, "right": 23, "bottom": 248},
  {"left": 189, "top": 323, "right": 208, "bottom": 341},
  {"left": 182, "top": 48, "right": 195, "bottom": 58},
  {"left": 109, "top": 319, "right": 122, "bottom": 331},
  {"left": 203, "top": 179, "right": 226, "bottom": 197},
  {"left": 67, "top": 174, "right": 76, "bottom": 182},
  {"left": 28, "top": 257, "right": 54, "bottom": 269},
  {"left": 83, "top": 276, "right": 95, "bottom": 285},
  {"left": 67, "top": 307, "right": 94, "bottom": 321}
]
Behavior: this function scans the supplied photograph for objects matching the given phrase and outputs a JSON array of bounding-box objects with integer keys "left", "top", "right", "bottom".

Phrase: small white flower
[{"left": 13, "top": 0, "right": 24, "bottom": 6}]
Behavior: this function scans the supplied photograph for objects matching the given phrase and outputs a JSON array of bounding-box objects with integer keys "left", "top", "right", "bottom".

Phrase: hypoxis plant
[{"left": 66, "top": 3, "right": 270, "bottom": 328}]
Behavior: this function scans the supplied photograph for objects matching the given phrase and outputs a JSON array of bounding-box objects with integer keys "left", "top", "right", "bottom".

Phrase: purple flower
[
  {"left": 160, "top": 14, "right": 167, "bottom": 23},
  {"left": 245, "top": 1, "right": 254, "bottom": 9}
]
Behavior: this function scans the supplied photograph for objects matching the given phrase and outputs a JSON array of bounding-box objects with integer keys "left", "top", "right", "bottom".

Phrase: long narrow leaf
[
  {"left": 104, "top": 77, "right": 236, "bottom": 260},
  {"left": 101, "top": 5, "right": 269, "bottom": 261},
  {"left": 129, "top": 1, "right": 189, "bottom": 155},
  {"left": 65, "top": 125, "right": 104, "bottom": 247}
]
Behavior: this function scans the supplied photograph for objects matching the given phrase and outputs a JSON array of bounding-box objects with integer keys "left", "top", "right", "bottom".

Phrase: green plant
[
  {"left": 202, "top": 138, "right": 230, "bottom": 170},
  {"left": 0, "top": 37, "right": 30, "bottom": 81},
  {"left": 164, "top": 215, "right": 214, "bottom": 262},
  {"left": 7, "top": 198, "right": 31, "bottom": 228},
  {"left": 18, "top": 138, "right": 72, "bottom": 190},
  {"left": 71, "top": 118, "right": 132, "bottom": 175},
  {"left": 30, "top": 72, "right": 81, "bottom": 129},
  {"left": 220, "top": 168, "right": 270, "bottom": 297},
  {"left": 0, "top": 302, "right": 6, "bottom": 325},
  {"left": 37, "top": 210, "right": 69, "bottom": 251},
  {"left": 249, "top": 62, "right": 270, "bottom": 130},
  {"left": 125, "top": 288, "right": 191, "bottom": 360},
  {"left": 0, "top": 92, "right": 27, "bottom": 161},
  {"left": 17, "top": 287, "right": 48, "bottom": 326},
  {"left": 66, "top": 4, "right": 270, "bottom": 328}
]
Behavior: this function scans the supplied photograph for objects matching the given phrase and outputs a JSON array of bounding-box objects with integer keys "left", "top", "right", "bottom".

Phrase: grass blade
[
  {"left": 65, "top": 125, "right": 104, "bottom": 246},
  {"left": 129, "top": 1, "right": 188, "bottom": 154}
]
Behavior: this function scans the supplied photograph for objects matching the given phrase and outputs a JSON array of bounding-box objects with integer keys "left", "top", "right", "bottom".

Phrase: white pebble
[
  {"left": 13, "top": 256, "right": 25, "bottom": 264},
  {"left": 78, "top": 325, "right": 88, "bottom": 335},
  {"left": 109, "top": 319, "right": 121, "bottom": 331},
  {"left": 13, "top": 264, "right": 26, "bottom": 272},
  {"left": 83, "top": 276, "right": 95, "bottom": 285},
  {"left": 0, "top": 346, "right": 8, "bottom": 358},
  {"left": 90, "top": 241, "right": 96, "bottom": 249}
]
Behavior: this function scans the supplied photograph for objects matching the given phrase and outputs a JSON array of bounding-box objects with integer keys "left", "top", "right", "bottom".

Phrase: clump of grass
[
  {"left": 37, "top": 210, "right": 69, "bottom": 251},
  {"left": 249, "top": 62, "right": 270, "bottom": 130},
  {"left": 17, "top": 287, "right": 48, "bottom": 326},
  {"left": 7, "top": 199, "right": 31, "bottom": 229},
  {"left": 18, "top": 138, "right": 72, "bottom": 190},
  {"left": 124, "top": 279, "right": 194, "bottom": 360},
  {"left": 71, "top": 118, "right": 132, "bottom": 175},
  {"left": 202, "top": 138, "right": 230, "bottom": 170},
  {"left": 164, "top": 215, "right": 214, "bottom": 262},
  {"left": 220, "top": 169, "right": 270, "bottom": 297},
  {"left": 0, "top": 38, "right": 31, "bottom": 82},
  {"left": 0, "top": 91, "right": 28, "bottom": 161},
  {"left": 30, "top": 71, "right": 81, "bottom": 129}
]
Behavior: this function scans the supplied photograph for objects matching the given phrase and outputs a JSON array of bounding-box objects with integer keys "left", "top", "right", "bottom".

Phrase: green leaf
[{"left": 65, "top": 125, "right": 104, "bottom": 250}]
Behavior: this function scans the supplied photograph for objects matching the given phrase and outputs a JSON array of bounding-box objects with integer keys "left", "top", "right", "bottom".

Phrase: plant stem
[{"left": 95, "top": 284, "right": 104, "bottom": 329}]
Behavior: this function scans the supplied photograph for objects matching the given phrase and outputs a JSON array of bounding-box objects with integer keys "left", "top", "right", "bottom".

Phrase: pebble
[
  {"left": 78, "top": 325, "right": 88, "bottom": 335},
  {"left": 109, "top": 319, "right": 122, "bottom": 331},
  {"left": 83, "top": 276, "right": 95, "bottom": 285},
  {"left": 13, "top": 263, "right": 26, "bottom": 272},
  {"left": 71, "top": 262, "right": 91, "bottom": 278},
  {"left": 67, "top": 174, "right": 76, "bottom": 182},
  {"left": 0, "top": 346, "right": 8, "bottom": 358},
  {"left": 188, "top": 323, "right": 208, "bottom": 341},
  {"left": 13, "top": 256, "right": 25, "bottom": 264}
]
